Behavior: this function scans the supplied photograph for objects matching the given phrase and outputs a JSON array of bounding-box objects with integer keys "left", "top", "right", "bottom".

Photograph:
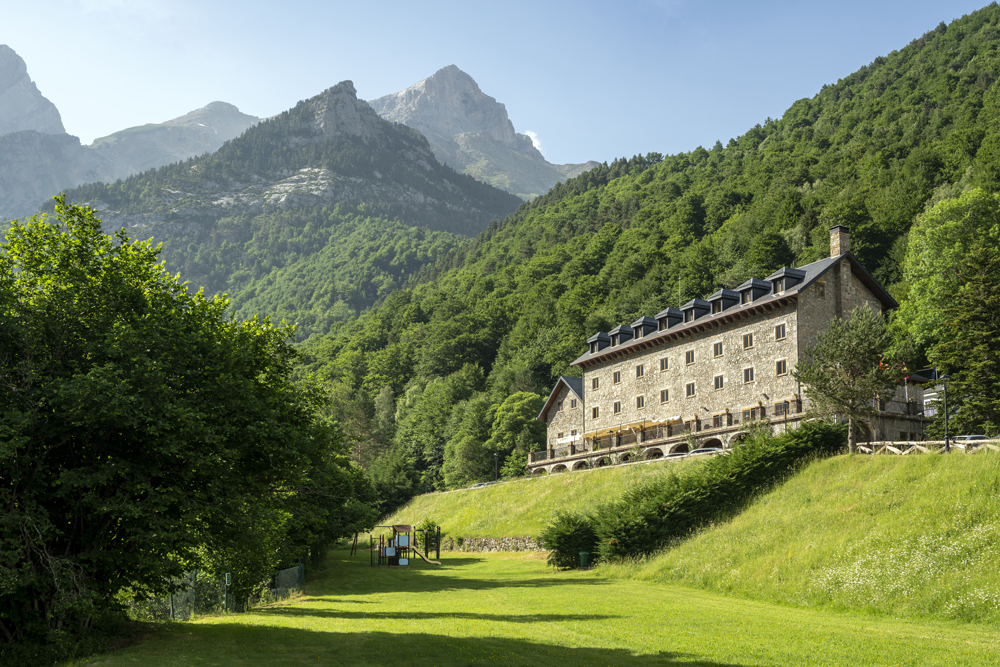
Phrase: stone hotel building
[{"left": 532, "top": 226, "right": 925, "bottom": 474}]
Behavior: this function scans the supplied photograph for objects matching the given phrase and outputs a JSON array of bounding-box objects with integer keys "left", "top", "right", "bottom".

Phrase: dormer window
[
  {"left": 712, "top": 301, "right": 722, "bottom": 313},
  {"left": 611, "top": 335, "right": 619, "bottom": 346},
  {"left": 742, "top": 291, "right": 751, "bottom": 304},
  {"left": 773, "top": 278, "right": 784, "bottom": 293},
  {"left": 590, "top": 342, "right": 597, "bottom": 354},
  {"left": 685, "top": 310, "right": 694, "bottom": 323}
]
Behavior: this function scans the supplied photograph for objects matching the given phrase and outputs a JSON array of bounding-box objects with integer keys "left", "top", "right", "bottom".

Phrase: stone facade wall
[
  {"left": 544, "top": 384, "right": 584, "bottom": 447},
  {"left": 581, "top": 301, "right": 800, "bottom": 438},
  {"left": 440, "top": 536, "right": 543, "bottom": 552}
]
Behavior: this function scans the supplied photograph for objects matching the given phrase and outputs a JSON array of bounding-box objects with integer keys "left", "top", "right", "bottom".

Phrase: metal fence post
[{"left": 435, "top": 526, "right": 441, "bottom": 561}]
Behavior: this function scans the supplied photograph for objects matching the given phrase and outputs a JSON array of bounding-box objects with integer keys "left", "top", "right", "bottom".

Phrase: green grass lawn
[
  {"left": 602, "top": 452, "right": 1000, "bottom": 624},
  {"left": 384, "top": 458, "right": 700, "bottom": 538},
  {"left": 74, "top": 548, "right": 1000, "bottom": 667}
]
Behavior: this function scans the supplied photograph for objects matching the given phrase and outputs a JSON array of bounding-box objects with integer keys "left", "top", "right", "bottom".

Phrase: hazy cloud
[{"left": 524, "top": 130, "right": 544, "bottom": 156}]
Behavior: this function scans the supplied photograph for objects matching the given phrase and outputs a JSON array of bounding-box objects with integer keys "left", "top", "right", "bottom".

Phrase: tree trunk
[{"left": 848, "top": 416, "right": 856, "bottom": 453}]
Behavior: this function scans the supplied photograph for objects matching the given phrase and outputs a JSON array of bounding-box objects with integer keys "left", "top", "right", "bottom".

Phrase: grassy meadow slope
[
  {"left": 382, "top": 459, "right": 704, "bottom": 538},
  {"left": 76, "top": 550, "right": 1000, "bottom": 667},
  {"left": 602, "top": 452, "right": 1000, "bottom": 623}
]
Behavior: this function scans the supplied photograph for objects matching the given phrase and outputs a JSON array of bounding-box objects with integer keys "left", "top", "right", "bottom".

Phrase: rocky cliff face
[
  {"left": 90, "top": 101, "right": 259, "bottom": 177},
  {"left": 0, "top": 45, "right": 64, "bottom": 136},
  {"left": 0, "top": 132, "right": 118, "bottom": 217},
  {"left": 370, "top": 65, "right": 598, "bottom": 198}
]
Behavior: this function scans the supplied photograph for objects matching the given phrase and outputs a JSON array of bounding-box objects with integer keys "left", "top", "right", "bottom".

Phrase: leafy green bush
[
  {"left": 538, "top": 511, "right": 598, "bottom": 569},
  {"left": 591, "top": 421, "right": 846, "bottom": 561}
]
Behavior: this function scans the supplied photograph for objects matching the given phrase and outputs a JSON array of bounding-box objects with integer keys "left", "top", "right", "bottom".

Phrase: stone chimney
[{"left": 830, "top": 225, "right": 850, "bottom": 257}]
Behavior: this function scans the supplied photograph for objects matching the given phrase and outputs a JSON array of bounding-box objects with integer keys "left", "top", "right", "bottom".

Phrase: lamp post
[
  {"left": 494, "top": 452, "right": 499, "bottom": 481},
  {"left": 941, "top": 374, "right": 951, "bottom": 453}
]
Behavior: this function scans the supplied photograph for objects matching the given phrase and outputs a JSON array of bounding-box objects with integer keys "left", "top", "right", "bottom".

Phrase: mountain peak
[
  {"left": 306, "top": 80, "right": 382, "bottom": 141},
  {"left": 370, "top": 66, "right": 520, "bottom": 149},
  {"left": 368, "top": 67, "right": 598, "bottom": 199},
  {"left": 0, "top": 44, "right": 65, "bottom": 136}
]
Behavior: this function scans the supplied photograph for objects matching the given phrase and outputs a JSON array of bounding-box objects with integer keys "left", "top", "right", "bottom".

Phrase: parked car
[
  {"left": 954, "top": 435, "right": 989, "bottom": 449},
  {"left": 688, "top": 448, "right": 724, "bottom": 457},
  {"left": 664, "top": 451, "right": 688, "bottom": 459}
]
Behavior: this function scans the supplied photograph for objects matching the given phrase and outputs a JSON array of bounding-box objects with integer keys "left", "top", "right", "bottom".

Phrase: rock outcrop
[
  {"left": 0, "top": 45, "right": 64, "bottom": 136},
  {"left": 370, "top": 65, "right": 598, "bottom": 198},
  {"left": 90, "top": 101, "right": 259, "bottom": 177},
  {"left": 0, "top": 131, "right": 117, "bottom": 217}
]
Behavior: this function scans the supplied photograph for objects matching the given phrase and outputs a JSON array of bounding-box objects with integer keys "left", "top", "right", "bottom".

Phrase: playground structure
[{"left": 364, "top": 524, "right": 442, "bottom": 567}]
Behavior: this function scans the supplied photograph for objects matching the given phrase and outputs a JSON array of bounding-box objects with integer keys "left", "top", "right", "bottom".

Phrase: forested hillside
[
  {"left": 299, "top": 5, "right": 1000, "bottom": 500},
  {"left": 58, "top": 82, "right": 521, "bottom": 338}
]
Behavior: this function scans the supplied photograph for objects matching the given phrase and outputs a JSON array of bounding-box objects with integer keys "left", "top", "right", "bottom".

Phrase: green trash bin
[{"left": 579, "top": 551, "right": 590, "bottom": 568}]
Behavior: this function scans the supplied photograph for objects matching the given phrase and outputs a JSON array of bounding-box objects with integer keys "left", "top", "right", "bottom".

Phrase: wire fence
[{"left": 123, "top": 562, "right": 305, "bottom": 622}]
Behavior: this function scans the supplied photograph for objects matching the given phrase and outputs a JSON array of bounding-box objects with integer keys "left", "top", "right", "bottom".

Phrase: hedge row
[{"left": 539, "top": 421, "right": 846, "bottom": 568}]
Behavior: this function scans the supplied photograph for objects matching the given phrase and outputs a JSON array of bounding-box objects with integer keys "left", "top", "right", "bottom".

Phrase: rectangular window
[
  {"left": 775, "top": 401, "right": 789, "bottom": 416},
  {"left": 659, "top": 358, "right": 669, "bottom": 371},
  {"left": 712, "top": 301, "right": 722, "bottom": 313},
  {"left": 817, "top": 282, "right": 826, "bottom": 298},
  {"left": 660, "top": 389, "right": 669, "bottom": 403},
  {"left": 557, "top": 432, "right": 564, "bottom": 439},
  {"left": 775, "top": 323, "right": 786, "bottom": 340},
  {"left": 592, "top": 407, "right": 599, "bottom": 419},
  {"left": 714, "top": 375, "right": 724, "bottom": 390},
  {"left": 744, "top": 367, "right": 755, "bottom": 384},
  {"left": 557, "top": 401, "right": 563, "bottom": 412},
  {"left": 743, "top": 333, "right": 754, "bottom": 349},
  {"left": 592, "top": 377, "right": 599, "bottom": 390},
  {"left": 776, "top": 359, "right": 788, "bottom": 376},
  {"left": 613, "top": 401, "right": 622, "bottom": 415},
  {"left": 636, "top": 396, "right": 645, "bottom": 409},
  {"left": 570, "top": 398, "right": 578, "bottom": 409},
  {"left": 571, "top": 429, "right": 578, "bottom": 437},
  {"left": 713, "top": 342, "right": 723, "bottom": 357},
  {"left": 685, "top": 350, "right": 695, "bottom": 365},
  {"left": 773, "top": 278, "right": 784, "bottom": 292},
  {"left": 636, "top": 364, "right": 644, "bottom": 378},
  {"left": 686, "top": 382, "right": 696, "bottom": 397},
  {"left": 743, "top": 407, "right": 759, "bottom": 422},
  {"left": 685, "top": 310, "right": 694, "bottom": 322},
  {"left": 742, "top": 291, "right": 751, "bottom": 304},
  {"left": 713, "top": 414, "right": 723, "bottom": 428},
  {"left": 613, "top": 370, "right": 622, "bottom": 384}
]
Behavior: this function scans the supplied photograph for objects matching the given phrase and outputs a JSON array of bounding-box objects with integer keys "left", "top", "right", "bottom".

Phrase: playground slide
[{"left": 411, "top": 549, "right": 441, "bottom": 566}]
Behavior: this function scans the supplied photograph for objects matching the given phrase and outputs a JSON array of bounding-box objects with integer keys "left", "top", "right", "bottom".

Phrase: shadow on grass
[
  {"left": 310, "top": 572, "right": 611, "bottom": 596},
  {"left": 141, "top": 624, "right": 748, "bottom": 667},
  {"left": 258, "top": 607, "right": 619, "bottom": 623}
]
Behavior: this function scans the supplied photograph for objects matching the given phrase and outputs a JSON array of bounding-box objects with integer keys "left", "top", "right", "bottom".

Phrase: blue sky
[{"left": 4, "top": 1, "right": 991, "bottom": 165}]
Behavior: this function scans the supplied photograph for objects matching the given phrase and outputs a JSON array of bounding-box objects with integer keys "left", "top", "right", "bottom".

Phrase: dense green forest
[{"left": 296, "top": 5, "right": 1000, "bottom": 502}]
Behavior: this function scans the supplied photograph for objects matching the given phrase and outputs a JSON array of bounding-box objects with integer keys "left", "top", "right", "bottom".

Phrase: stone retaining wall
[{"left": 441, "top": 536, "right": 543, "bottom": 552}]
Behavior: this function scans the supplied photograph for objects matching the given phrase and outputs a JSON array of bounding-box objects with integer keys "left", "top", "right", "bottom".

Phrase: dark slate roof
[
  {"left": 537, "top": 376, "right": 585, "bottom": 421},
  {"left": 707, "top": 288, "right": 740, "bottom": 302},
  {"left": 765, "top": 266, "right": 807, "bottom": 281},
  {"left": 608, "top": 324, "right": 634, "bottom": 336},
  {"left": 630, "top": 316, "right": 657, "bottom": 329},
  {"left": 586, "top": 331, "right": 611, "bottom": 343},
  {"left": 570, "top": 252, "right": 897, "bottom": 368},
  {"left": 681, "top": 298, "right": 711, "bottom": 310},
  {"left": 736, "top": 278, "right": 772, "bottom": 292},
  {"left": 655, "top": 307, "right": 682, "bottom": 320}
]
